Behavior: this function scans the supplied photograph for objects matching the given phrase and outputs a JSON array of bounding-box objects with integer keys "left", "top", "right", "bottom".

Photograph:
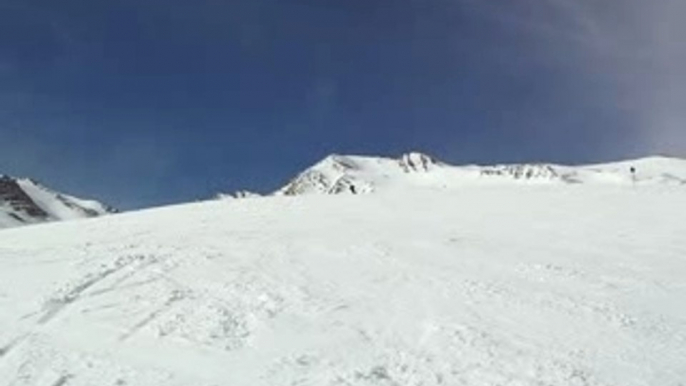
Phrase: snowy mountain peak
[
  {"left": 275, "top": 153, "right": 422, "bottom": 196},
  {"left": 276, "top": 155, "right": 373, "bottom": 196},
  {"left": 0, "top": 175, "right": 115, "bottom": 229},
  {"left": 0, "top": 176, "right": 51, "bottom": 220}
]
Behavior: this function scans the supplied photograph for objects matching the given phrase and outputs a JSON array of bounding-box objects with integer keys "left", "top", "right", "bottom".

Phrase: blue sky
[{"left": 0, "top": 0, "right": 684, "bottom": 208}]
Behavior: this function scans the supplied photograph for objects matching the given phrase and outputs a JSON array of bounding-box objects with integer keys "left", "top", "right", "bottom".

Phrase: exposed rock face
[
  {"left": 216, "top": 191, "right": 262, "bottom": 200},
  {"left": 479, "top": 164, "right": 560, "bottom": 181},
  {"left": 399, "top": 152, "right": 440, "bottom": 173},
  {"left": 0, "top": 176, "right": 50, "bottom": 221}
]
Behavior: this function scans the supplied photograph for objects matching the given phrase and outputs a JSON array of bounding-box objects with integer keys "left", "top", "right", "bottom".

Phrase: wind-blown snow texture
[
  {"left": 0, "top": 155, "right": 684, "bottom": 385},
  {"left": 0, "top": 176, "right": 114, "bottom": 229}
]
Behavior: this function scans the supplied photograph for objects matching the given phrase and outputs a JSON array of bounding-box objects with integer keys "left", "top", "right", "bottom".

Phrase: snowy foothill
[{"left": 0, "top": 154, "right": 685, "bottom": 385}]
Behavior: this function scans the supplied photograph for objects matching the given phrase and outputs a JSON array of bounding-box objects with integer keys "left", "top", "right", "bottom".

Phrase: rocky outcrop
[{"left": 0, "top": 176, "right": 49, "bottom": 221}]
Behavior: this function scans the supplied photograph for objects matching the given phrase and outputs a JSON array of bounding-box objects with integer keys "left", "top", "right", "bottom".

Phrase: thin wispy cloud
[{"left": 462, "top": 0, "right": 686, "bottom": 156}]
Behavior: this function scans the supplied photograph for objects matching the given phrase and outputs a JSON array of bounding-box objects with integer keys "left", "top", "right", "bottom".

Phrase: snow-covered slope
[
  {"left": 272, "top": 153, "right": 686, "bottom": 196},
  {"left": 0, "top": 175, "right": 115, "bottom": 229},
  {"left": 0, "top": 182, "right": 684, "bottom": 385}
]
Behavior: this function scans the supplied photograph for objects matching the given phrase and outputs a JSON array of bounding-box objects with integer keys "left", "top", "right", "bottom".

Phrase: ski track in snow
[{"left": 0, "top": 186, "right": 684, "bottom": 385}]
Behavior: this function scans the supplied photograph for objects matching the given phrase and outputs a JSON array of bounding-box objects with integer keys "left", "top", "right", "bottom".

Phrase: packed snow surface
[{"left": 0, "top": 178, "right": 684, "bottom": 385}]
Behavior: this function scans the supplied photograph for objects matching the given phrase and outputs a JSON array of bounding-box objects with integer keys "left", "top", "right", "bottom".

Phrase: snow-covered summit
[
  {"left": 274, "top": 152, "right": 443, "bottom": 196},
  {"left": 271, "top": 153, "right": 686, "bottom": 197},
  {"left": 0, "top": 175, "right": 115, "bottom": 229}
]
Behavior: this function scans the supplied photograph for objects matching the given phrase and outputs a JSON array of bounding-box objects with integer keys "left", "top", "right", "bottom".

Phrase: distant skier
[{"left": 630, "top": 166, "right": 636, "bottom": 184}]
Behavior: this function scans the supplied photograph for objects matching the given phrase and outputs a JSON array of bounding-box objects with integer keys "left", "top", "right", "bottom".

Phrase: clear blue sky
[{"left": 0, "top": 0, "right": 683, "bottom": 208}]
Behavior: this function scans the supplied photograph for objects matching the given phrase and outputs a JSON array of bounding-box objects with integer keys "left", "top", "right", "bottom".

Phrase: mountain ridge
[
  {"left": 0, "top": 175, "right": 116, "bottom": 229},
  {"left": 219, "top": 153, "right": 686, "bottom": 199}
]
